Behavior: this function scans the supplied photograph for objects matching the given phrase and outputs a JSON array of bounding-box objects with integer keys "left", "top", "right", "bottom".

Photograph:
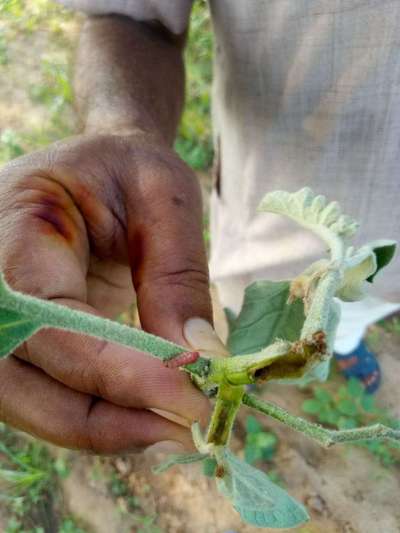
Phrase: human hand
[{"left": 0, "top": 133, "right": 221, "bottom": 454}]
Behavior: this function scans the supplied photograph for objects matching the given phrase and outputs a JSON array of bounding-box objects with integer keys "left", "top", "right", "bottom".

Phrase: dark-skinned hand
[{"left": 0, "top": 133, "right": 223, "bottom": 454}]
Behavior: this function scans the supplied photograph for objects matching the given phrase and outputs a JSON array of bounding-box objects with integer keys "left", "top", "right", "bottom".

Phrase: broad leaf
[
  {"left": 224, "top": 307, "right": 238, "bottom": 339},
  {"left": 216, "top": 449, "right": 309, "bottom": 528},
  {"left": 227, "top": 281, "right": 305, "bottom": 356},
  {"left": 0, "top": 308, "right": 41, "bottom": 359},
  {"left": 152, "top": 452, "right": 208, "bottom": 474}
]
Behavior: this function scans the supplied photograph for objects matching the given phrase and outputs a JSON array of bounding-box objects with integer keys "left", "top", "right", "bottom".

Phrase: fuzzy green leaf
[
  {"left": 227, "top": 281, "right": 305, "bottom": 356},
  {"left": 217, "top": 449, "right": 309, "bottom": 528},
  {"left": 152, "top": 452, "right": 208, "bottom": 474},
  {"left": 259, "top": 188, "right": 359, "bottom": 239},
  {"left": 0, "top": 308, "right": 42, "bottom": 359}
]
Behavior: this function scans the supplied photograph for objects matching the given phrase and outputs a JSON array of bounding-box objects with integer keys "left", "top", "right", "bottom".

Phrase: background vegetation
[{"left": 0, "top": 0, "right": 214, "bottom": 168}]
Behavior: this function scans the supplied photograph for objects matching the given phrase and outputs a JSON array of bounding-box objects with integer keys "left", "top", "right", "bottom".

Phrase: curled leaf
[
  {"left": 259, "top": 188, "right": 359, "bottom": 239},
  {"left": 337, "top": 240, "right": 396, "bottom": 302},
  {"left": 366, "top": 240, "right": 396, "bottom": 283}
]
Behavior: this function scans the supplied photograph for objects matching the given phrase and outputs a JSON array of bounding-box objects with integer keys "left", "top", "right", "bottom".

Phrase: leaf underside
[
  {"left": 367, "top": 242, "right": 397, "bottom": 282},
  {"left": 217, "top": 449, "right": 309, "bottom": 528},
  {"left": 0, "top": 308, "right": 41, "bottom": 358},
  {"left": 227, "top": 281, "right": 305, "bottom": 356}
]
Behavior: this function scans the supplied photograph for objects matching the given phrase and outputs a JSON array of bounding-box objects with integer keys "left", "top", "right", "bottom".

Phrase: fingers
[
  {"left": 15, "top": 298, "right": 211, "bottom": 427},
  {"left": 124, "top": 150, "right": 213, "bottom": 345},
  {"left": 0, "top": 356, "right": 194, "bottom": 454}
]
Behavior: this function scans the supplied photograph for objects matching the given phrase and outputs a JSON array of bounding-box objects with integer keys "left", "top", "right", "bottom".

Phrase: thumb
[{"left": 183, "top": 317, "right": 230, "bottom": 358}]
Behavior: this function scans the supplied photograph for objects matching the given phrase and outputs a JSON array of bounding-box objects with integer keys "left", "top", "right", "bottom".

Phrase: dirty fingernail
[{"left": 183, "top": 317, "right": 229, "bottom": 355}]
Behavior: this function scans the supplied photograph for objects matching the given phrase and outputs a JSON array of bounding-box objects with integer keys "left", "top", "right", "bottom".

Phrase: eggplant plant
[{"left": 0, "top": 188, "right": 399, "bottom": 529}]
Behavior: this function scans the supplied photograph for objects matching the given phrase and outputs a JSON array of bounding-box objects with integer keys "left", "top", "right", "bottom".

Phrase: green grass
[
  {"left": 302, "top": 379, "right": 400, "bottom": 467},
  {"left": 0, "top": 423, "right": 77, "bottom": 532}
]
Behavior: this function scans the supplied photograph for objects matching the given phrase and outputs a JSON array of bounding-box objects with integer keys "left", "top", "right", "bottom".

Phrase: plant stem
[
  {"left": 207, "top": 383, "right": 245, "bottom": 446},
  {"left": 242, "top": 393, "right": 400, "bottom": 448},
  {"left": 0, "top": 276, "right": 210, "bottom": 378}
]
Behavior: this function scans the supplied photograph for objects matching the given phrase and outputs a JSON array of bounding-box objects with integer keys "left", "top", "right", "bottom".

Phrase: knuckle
[{"left": 154, "top": 266, "right": 210, "bottom": 291}]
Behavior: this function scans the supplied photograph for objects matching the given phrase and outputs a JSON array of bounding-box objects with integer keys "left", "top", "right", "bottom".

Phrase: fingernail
[{"left": 183, "top": 317, "right": 230, "bottom": 356}]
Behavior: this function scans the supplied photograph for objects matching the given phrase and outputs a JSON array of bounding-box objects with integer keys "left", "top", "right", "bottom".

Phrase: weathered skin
[{"left": 0, "top": 16, "right": 213, "bottom": 454}]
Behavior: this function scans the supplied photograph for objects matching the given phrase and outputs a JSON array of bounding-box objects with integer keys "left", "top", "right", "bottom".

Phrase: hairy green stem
[
  {"left": 207, "top": 383, "right": 245, "bottom": 446},
  {"left": 0, "top": 276, "right": 210, "bottom": 378},
  {"left": 300, "top": 227, "right": 344, "bottom": 342},
  {"left": 242, "top": 393, "right": 400, "bottom": 448}
]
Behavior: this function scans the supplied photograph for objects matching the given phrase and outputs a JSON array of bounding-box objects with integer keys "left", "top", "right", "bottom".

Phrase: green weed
[
  {"left": 243, "top": 415, "right": 282, "bottom": 485},
  {"left": 244, "top": 415, "right": 278, "bottom": 464},
  {"left": 0, "top": 423, "right": 72, "bottom": 531},
  {"left": 302, "top": 379, "right": 400, "bottom": 466}
]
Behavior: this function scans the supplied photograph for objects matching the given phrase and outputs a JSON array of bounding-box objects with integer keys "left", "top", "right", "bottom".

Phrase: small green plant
[
  {"left": 0, "top": 188, "right": 399, "bottom": 529},
  {"left": 302, "top": 378, "right": 400, "bottom": 466},
  {"left": 244, "top": 415, "right": 278, "bottom": 465},
  {"left": 0, "top": 422, "right": 71, "bottom": 531}
]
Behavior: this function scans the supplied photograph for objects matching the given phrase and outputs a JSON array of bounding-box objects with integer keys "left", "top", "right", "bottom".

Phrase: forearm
[{"left": 74, "top": 15, "right": 186, "bottom": 144}]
